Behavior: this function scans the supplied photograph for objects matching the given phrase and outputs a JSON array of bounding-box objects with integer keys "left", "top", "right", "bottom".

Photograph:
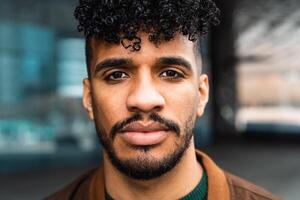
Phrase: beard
[{"left": 94, "top": 112, "right": 196, "bottom": 180}]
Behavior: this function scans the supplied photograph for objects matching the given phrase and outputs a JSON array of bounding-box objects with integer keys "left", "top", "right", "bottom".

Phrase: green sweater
[
  {"left": 105, "top": 170, "right": 207, "bottom": 200},
  {"left": 181, "top": 170, "right": 207, "bottom": 200}
]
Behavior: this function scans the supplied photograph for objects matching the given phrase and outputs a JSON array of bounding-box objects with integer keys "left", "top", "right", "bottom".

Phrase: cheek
[
  {"left": 92, "top": 86, "right": 128, "bottom": 133},
  {"left": 164, "top": 83, "right": 199, "bottom": 121}
]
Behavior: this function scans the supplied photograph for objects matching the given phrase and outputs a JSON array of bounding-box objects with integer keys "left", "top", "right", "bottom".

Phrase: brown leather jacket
[{"left": 45, "top": 150, "right": 282, "bottom": 200}]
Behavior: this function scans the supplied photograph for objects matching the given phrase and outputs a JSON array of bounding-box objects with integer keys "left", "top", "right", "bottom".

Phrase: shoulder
[
  {"left": 43, "top": 168, "right": 97, "bottom": 200},
  {"left": 224, "top": 172, "right": 282, "bottom": 200}
]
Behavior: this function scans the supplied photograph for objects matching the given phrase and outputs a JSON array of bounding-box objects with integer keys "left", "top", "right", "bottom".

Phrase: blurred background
[{"left": 0, "top": 0, "right": 299, "bottom": 199}]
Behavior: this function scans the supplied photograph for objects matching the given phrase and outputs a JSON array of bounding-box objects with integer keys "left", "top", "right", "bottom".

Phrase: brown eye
[
  {"left": 160, "top": 70, "right": 184, "bottom": 78},
  {"left": 105, "top": 71, "right": 129, "bottom": 81}
]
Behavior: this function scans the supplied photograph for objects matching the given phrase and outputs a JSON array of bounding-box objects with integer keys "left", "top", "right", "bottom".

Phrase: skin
[{"left": 82, "top": 33, "right": 209, "bottom": 199}]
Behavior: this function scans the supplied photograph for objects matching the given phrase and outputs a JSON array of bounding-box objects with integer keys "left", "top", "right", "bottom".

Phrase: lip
[{"left": 119, "top": 122, "right": 169, "bottom": 146}]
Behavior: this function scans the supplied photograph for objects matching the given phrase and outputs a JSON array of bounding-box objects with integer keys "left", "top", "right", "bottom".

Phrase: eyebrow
[
  {"left": 94, "top": 56, "right": 193, "bottom": 75},
  {"left": 94, "top": 58, "right": 133, "bottom": 74},
  {"left": 156, "top": 56, "right": 192, "bottom": 72}
]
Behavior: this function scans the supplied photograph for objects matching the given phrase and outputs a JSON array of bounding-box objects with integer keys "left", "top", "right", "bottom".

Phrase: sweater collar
[{"left": 89, "top": 150, "right": 230, "bottom": 200}]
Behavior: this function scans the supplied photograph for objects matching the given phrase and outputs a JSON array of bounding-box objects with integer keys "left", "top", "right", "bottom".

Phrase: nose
[{"left": 126, "top": 76, "right": 165, "bottom": 113}]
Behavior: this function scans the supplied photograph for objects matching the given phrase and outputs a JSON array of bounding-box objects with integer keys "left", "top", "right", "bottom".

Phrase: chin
[{"left": 110, "top": 147, "right": 186, "bottom": 180}]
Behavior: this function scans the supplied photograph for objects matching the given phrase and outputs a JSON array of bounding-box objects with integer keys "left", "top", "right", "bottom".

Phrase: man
[{"left": 46, "top": 0, "right": 281, "bottom": 199}]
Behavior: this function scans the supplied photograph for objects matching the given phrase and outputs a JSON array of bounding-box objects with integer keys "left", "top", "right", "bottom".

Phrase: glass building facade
[
  {"left": 235, "top": 0, "right": 300, "bottom": 134},
  {"left": 0, "top": 0, "right": 98, "bottom": 172}
]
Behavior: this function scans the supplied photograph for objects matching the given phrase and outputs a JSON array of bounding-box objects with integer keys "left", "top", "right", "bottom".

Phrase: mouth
[{"left": 119, "top": 122, "right": 170, "bottom": 146}]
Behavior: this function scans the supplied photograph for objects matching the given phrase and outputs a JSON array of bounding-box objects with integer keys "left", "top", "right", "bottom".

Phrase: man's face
[{"left": 83, "top": 33, "right": 209, "bottom": 180}]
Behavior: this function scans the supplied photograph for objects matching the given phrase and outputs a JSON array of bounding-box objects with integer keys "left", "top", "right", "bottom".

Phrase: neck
[{"left": 104, "top": 142, "right": 202, "bottom": 200}]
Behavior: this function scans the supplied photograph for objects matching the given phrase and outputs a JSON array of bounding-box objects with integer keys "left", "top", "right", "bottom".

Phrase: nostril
[{"left": 126, "top": 92, "right": 165, "bottom": 113}]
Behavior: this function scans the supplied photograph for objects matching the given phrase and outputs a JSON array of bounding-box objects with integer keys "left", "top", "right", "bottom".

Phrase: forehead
[{"left": 90, "top": 33, "right": 198, "bottom": 69}]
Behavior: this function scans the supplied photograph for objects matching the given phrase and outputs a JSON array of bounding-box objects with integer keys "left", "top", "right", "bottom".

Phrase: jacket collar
[
  {"left": 196, "top": 150, "right": 230, "bottom": 200},
  {"left": 89, "top": 150, "right": 230, "bottom": 200}
]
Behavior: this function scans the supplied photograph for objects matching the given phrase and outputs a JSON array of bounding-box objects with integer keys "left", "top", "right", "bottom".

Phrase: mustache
[{"left": 110, "top": 113, "right": 180, "bottom": 140}]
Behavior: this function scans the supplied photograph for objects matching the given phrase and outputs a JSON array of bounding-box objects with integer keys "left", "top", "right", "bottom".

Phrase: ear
[
  {"left": 82, "top": 78, "right": 94, "bottom": 120},
  {"left": 196, "top": 74, "right": 209, "bottom": 117}
]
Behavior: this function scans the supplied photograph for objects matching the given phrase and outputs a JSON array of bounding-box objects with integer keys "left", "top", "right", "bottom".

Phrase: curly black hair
[{"left": 74, "top": 0, "right": 220, "bottom": 75}]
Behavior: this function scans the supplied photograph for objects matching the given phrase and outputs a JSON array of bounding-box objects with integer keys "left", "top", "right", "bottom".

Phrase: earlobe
[
  {"left": 82, "top": 78, "right": 94, "bottom": 120},
  {"left": 196, "top": 74, "right": 209, "bottom": 117}
]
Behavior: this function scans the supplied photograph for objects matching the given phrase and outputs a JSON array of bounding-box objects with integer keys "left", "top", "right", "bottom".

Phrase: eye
[
  {"left": 105, "top": 71, "right": 129, "bottom": 81},
  {"left": 160, "top": 70, "right": 184, "bottom": 79}
]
